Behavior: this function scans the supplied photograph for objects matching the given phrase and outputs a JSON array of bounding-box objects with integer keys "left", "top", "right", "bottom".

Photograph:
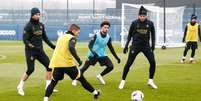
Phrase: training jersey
[
  {"left": 49, "top": 34, "right": 76, "bottom": 68},
  {"left": 88, "top": 31, "right": 110, "bottom": 57},
  {"left": 126, "top": 19, "right": 155, "bottom": 48},
  {"left": 185, "top": 23, "right": 199, "bottom": 42},
  {"left": 23, "top": 18, "right": 55, "bottom": 50}
]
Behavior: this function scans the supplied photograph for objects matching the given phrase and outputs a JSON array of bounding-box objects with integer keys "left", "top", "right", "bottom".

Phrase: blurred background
[{"left": 0, "top": 0, "right": 200, "bottom": 43}]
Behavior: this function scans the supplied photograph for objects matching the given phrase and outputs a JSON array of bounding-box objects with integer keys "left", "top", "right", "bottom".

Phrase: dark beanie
[
  {"left": 31, "top": 7, "right": 40, "bottom": 16},
  {"left": 139, "top": 6, "right": 147, "bottom": 15},
  {"left": 191, "top": 14, "right": 197, "bottom": 20}
]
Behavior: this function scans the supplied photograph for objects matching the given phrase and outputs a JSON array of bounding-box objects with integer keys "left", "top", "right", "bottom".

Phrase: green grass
[{"left": 0, "top": 41, "right": 201, "bottom": 101}]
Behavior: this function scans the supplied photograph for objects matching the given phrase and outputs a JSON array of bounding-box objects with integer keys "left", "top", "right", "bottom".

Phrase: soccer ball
[{"left": 131, "top": 90, "right": 144, "bottom": 101}]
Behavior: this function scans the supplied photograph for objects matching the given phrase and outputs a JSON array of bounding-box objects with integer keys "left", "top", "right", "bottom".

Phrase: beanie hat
[
  {"left": 31, "top": 7, "right": 40, "bottom": 16},
  {"left": 139, "top": 6, "right": 147, "bottom": 15}
]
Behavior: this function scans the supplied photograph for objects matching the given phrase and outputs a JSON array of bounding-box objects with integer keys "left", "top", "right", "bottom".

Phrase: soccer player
[
  {"left": 180, "top": 14, "right": 201, "bottom": 64},
  {"left": 118, "top": 6, "right": 157, "bottom": 89},
  {"left": 79, "top": 21, "right": 121, "bottom": 85},
  {"left": 43, "top": 24, "right": 100, "bottom": 101},
  {"left": 17, "top": 7, "right": 56, "bottom": 96}
]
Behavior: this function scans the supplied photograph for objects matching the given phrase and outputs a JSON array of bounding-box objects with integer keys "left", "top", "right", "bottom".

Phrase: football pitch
[{"left": 0, "top": 41, "right": 201, "bottom": 101}]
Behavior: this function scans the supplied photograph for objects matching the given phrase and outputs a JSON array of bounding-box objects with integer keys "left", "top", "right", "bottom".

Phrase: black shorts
[
  {"left": 25, "top": 49, "right": 52, "bottom": 72},
  {"left": 87, "top": 56, "right": 113, "bottom": 67},
  {"left": 52, "top": 66, "right": 80, "bottom": 81},
  {"left": 186, "top": 42, "right": 198, "bottom": 50}
]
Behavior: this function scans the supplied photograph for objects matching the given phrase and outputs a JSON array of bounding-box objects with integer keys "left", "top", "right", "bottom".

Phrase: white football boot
[
  {"left": 180, "top": 57, "right": 186, "bottom": 63},
  {"left": 118, "top": 80, "right": 125, "bottom": 89},
  {"left": 96, "top": 74, "right": 105, "bottom": 85},
  {"left": 43, "top": 97, "right": 48, "bottom": 101},
  {"left": 17, "top": 85, "right": 25, "bottom": 96},
  {"left": 189, "top": 58, "right": 196, "bottom": 64},
  {"left": 72, "top": 80, "right": 77, "bottom": 86},
  {"left": 147, "top": 79, "right": 158, "bottom": 89}
]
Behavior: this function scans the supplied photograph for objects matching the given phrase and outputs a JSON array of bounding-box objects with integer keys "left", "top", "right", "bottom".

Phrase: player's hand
[
  {"left": 52, "top": 45, "right": 56, "bottom": 49},
  {"left": 123, "top": 47, "right": 128, "bottom": 54},
  {"left": 116, "top": 58, "right": 121, "bottom": 64},
  {"left": 78, "top": 60, "right": 83, "bottom": 67}
]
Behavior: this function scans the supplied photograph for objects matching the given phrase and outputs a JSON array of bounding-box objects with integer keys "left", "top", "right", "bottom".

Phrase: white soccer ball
[{"left": 131, "top": 90, "right": 144, "bottom": 101}]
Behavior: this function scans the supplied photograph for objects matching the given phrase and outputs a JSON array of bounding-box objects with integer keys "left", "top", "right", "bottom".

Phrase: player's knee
[
  {"left": 192, "top": 48, "right": 196, "bottom": 51},
  {"left": 26, "top": 68, "right": 34, "bottom": 75},
  {"left": 77, "top": 75, "right": 84, "bottom": 81},
  {"left": 185, "top": 47, "right": 189, "bottom": 51},
  {"left": 149, "top": 59, "right": 155, "bottom": 66},
  {"left": 46, "top": 67, "right": 52, "bottom": 72},
  {"left": 108, "top": 65, "right": 114, "bottom": 71}
]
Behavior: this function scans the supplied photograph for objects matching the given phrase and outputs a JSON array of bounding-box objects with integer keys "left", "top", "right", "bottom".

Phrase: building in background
[{"left": 0, "top": 0, "right": 200, "bottom": 41}]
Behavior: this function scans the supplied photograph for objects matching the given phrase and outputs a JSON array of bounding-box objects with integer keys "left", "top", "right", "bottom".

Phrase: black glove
[
  {"left": 116, "top": 58, "right": 121, "bottom": 64},
  {"left": 123, "top": 47, "right": 128, "bottom": 54},
  {"left": 78, "top": 60, "right": 83, "bottom": 67},
  {"left": 51, "top": 45, "right": 56, "bottom": 49}
]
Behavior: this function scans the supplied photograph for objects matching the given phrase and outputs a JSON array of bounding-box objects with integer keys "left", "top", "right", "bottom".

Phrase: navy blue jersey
[
  {"left": 23, "top": 18, "right": 55, "bottom": 50},
  {"left": 125, "top": 19, "right": 155, "bottom": 48}
]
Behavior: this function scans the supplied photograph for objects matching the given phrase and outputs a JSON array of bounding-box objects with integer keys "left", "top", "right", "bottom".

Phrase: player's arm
[
  {"left": 107, "top": 38, "right": 120, "bottom": 63},
  {"left": 150, "top": 21, "right": 156, "bottom": 51},
  {"left": 198, "top": 25, "right": 201, "bottom": 42},
  {"left": 88, "top": 35, "right": 98, "bottom": 56},
  {"left": 182, "top": 25, "right": 187, "bottom": 42},
  {"left": 125, "top": 22, "right": 135, "bottom": 48},
  {"left": 42, "top": 24, "right": 56, "bottom": 49},
  {"left": 23, "top": 24, "right": 34, "bottom": 48},
  {"left": 69, "top": 37, "right": 82, "bottom": 65},
  {"left": 123, "top": 22, "right": 135, "bottom": 54}
]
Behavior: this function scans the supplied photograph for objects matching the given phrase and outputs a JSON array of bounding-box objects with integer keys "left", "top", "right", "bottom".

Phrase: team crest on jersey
[
  {"left": 40, "top": 26, "right": 43, "bottom": 30},
  {"left": 146, "top": 24, "right": 149, "bottom": 28},
  {"left": 30, "top": 56, "right": 34, "bottom": 60},
  {"left": 32, "top": 26, "right": 43, "bottom": 36}
]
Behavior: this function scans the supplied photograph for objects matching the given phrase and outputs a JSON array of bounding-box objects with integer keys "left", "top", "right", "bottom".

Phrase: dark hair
[
  {"left": 191, "top": 14, "right": 197, "bottom": 20},
  {"left": 100, "top": 21, "right": 110, "bottom": 27},
  {"left": 69, "top": 24, "right": 80, "bottom": 31}
]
